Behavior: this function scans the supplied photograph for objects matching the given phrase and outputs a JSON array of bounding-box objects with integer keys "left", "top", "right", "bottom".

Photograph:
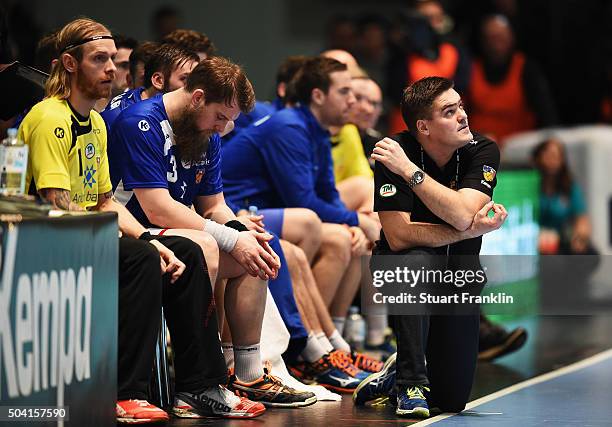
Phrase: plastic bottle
[
  {"left": 0, "top": 128, "right": 28, "bottom": 195},
  {"left": 2, "top": 128, "right": 19, "bottom": 146},
  {"left": 345, "top": 306, "right": 366, "bottom": 350}
]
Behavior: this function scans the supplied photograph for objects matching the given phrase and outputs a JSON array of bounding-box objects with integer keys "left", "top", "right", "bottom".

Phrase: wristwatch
[{"left": 407, "top": 169, "right": 425, "bottom": 189}]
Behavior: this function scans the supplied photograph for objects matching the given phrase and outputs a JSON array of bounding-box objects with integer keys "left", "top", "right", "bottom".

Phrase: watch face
[{"left": 414, "top": 170, "right": 425, "bottom": 183}]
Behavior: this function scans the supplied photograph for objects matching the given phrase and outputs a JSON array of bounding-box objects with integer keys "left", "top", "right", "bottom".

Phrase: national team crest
[
  {"left": 195, "top": 170, "right": 204, "bottom": 184},
  {"left": 483, "top": 165, "right": 496, "bottom": 182}
]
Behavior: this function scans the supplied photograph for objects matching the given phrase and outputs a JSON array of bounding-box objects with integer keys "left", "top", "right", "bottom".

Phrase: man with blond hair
[{"left": 19, "top": 18, "right": 266, "bottom": 422}]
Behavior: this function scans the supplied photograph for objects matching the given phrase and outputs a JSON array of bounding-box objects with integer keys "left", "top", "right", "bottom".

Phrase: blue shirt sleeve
[
  {"left": 261, "top": 124, "right": 358, "bottom": 226},
  {"left": 198, "top": 133, "right": 223, "bottom": 196},
  {"left": 111, "top": 114, "right": 168, "bottom": 189}
]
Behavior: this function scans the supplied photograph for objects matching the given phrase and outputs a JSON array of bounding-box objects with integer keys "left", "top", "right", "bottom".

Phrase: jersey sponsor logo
[
  {"left": 54, "top": 127, "right": 65, "bottom": 138},
  {"left": 138, "top": 120, "right": 150, "bottom": 132},
  {"left": 180, "top": 181, "right": 187, "bottom": 199},
  {"left": 85, "top": 143, "right": 95, "bottom": 159},
  {"left": 195, "top": 170, "right": 204, "bottom": 184},
  {"left": 83, "top": 165, "right": 97, "bottom": 189},
  {"left": 483, "top": 165, "right": 496, "bottom": 182},
  {"left": 379, "top": 184, "right": 397, "bottom": 198}
]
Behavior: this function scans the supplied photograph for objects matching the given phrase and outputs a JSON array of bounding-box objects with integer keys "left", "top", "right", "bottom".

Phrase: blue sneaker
[
  {"left": 352, "top": 352, "right": 396, "bottom": 406},
  {"left": 289, "top": 351, "right": 364, "bottom": 394},
  {"left": 365, "top": 338, "right": 397, "bottom": 361},
  {"left": 396, "top": 385, "right": 430, "bottom": 418}
]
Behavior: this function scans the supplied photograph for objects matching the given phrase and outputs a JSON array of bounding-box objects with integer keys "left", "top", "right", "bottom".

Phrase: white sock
[
  {"left": 329, "top": 329, "right": 351, "bottom": 353},
  {"left": 301, "top": 332, "right": 327, "bottom": 362},
  {"left": 366, "top": 314, "right": 387, "bottom": 346},
  {"left": 222, "top": 342, "right": 234, "bottom": 368},
  {"left": 233, "top": 343, "right": 264, "bottom": 383},
  {"left": 315, "top": 331, "right": 334, "bottom": 353},
  {"left": 332, "top": 316, "right": 346, "bottom": 335}
]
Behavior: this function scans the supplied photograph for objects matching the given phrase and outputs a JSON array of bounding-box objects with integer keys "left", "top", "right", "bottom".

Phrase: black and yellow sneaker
[{"left": 228, "top": 368, "right": 317, "bottom": 408}]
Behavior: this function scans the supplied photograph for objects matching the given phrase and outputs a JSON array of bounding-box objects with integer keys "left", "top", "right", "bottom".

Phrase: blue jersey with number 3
[{"left": 109, "top": 94, "right": 223, "bottom": 228}]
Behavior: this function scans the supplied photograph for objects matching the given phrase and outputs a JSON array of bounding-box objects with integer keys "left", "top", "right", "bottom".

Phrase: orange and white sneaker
[
  {"left": 116, "top": 399, "right": 169, "bottom": 424},
  {"left": 172, "top": 385, "right": 265, "bottom": 419},
  {"left": 348, "top": 351, "right": 384, "bottom": 373},
  {"left": 228, "top": 367, "right": 317, "bottom": 408}
]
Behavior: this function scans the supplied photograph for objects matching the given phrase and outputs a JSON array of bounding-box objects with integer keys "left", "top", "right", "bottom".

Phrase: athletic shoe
[
  {"left": 353, "top": 352, "right": 397, "bottom": 406},
  {"left": 228, "top": 367, "right": 317, "bottom": 408},
  {"left": 116, "top": 399, "right": 169, "bottom": 424},
  {"left": 172, "top": 385, "right": 265, "bottom": 419},
  {"left": 365, "top": 337, "right": 397, "bottom": 360},
  {"left": 396, "top": 385, "right": 430, "bottom": 418},
  {"left": 478, "top": 315, "right": 528, "bottom": 361},
  {"left": 347, "top": 351, "right": 384, "bottom": 373},
  {"left": 288, "top": 352, "right": 364, "bottom": 393}
]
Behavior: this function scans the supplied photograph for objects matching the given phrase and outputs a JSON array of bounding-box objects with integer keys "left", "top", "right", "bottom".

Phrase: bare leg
[
  {"left": 311, "top": 223, "right": 352, "bottom": 307},
  {"left": 330, "top": 255, "right": 362, "bottom": 318},
  {"left": 281, "top": 208, "right": 323, "bottom": 262},
  {"left": 161, "top": 229, "right": 219, "bottom": 285},
  {"left": 281, "top": 240, "right": 321, "bottom": 333},
  {"left": 337, "top": 176, "right": 375, "bottom": 212}
]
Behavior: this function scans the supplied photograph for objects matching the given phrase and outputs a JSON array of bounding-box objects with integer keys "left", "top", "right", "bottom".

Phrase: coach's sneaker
[
  {"left": 228, "top": 368, "right": 317, "bottom": 408},
  {"left": 353, "top": 351, "right": 397, "bottom": 406},
  {"left": 116, "top": 399, "right": 169, "bottom": 424},
  {"left": 396, "top": 385, "right": 430, "bottom": 418},
  {"left": 172, "top": 385, "right": 265, "bottom": 419}
]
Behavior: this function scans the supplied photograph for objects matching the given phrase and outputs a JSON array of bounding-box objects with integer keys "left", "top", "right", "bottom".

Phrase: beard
[
  {"left": 172, "top": 105, "right": 213, "bottom": 165},
  {"left": 76, "top": 65, "right": 111, "bottom": 100}
]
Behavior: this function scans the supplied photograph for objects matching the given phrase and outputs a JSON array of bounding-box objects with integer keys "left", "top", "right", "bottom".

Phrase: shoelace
[
  {"left": 329, "top": 351, "right": 360, "bottom": 376},
  {"left": 406, "top": 386, "right": 430, "bottom": 400},
  {"left": 353, "top": 353, "right": 383, "bottom": 371},
  {"left": 131, "top": 399, "right": 151, "bottom": 407}
]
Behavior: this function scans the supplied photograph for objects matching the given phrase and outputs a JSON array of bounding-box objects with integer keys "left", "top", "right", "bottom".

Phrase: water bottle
[
  {"left": 248, "top": 205, "right": 258, "bottom": 217},
  {"left": 0, "top": 128, "right": 29, "bottom": 195},
  {"left": 345, "top": 306, "right": 366, "bottom": 350}
]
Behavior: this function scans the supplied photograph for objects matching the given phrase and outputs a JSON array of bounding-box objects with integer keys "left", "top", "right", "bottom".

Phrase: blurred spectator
[
  {"left": 33, "top": 31, "right": 59, "bottom": 73},
  {"left": 532, "top": 138, "right": 595, "bottom": 255},
  {"left": 386, "top": 2, "right": 470, "bottom": 134},
  {"left": 151, "top": 5, "right": 180, "bottom": 41},
  {"left": 325, "top": 14, "right": 357, "bottom": 53},
  {"left": 163, "top": 29, "right": 215, "bottom": 60},
  {"left": 127, "top": 41, "right": 159, "bottom": 89},
  {"left": 111, "top": 34, "right": 138, "bottom": 98},
  {"left": 467, "top": 15, "right": 558, "bottom": 147},
  {"left": 348, "top": 76, "right": 383, "bottom": 164},
  {"left": 601, "top": 58, "right": 612, "bottom": 123},
  {"left": 354, "top": 14, "right": 388, "bottom": 91}
]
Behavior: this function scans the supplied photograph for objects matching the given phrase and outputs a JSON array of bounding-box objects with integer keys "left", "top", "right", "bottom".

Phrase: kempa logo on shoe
[{"left": 194, "top": 394, "right": 232, "bottom": 413}]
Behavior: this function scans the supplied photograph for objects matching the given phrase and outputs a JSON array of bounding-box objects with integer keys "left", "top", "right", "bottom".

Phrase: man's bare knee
[{"left": 321, "top": 224, "right": 352, "bottom": 266}]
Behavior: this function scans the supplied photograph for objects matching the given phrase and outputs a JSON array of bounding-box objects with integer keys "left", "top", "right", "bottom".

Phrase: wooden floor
[{"left": 158, "top": 313, "right": 612, "bottom": 427}]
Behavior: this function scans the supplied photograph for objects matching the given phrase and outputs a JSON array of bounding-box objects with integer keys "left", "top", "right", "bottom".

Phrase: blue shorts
[{"left": 260, "top": 208, "right": 284, "bottom": 237}]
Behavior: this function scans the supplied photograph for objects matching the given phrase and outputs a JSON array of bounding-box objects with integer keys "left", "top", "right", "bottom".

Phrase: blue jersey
[
  {"left": 101, "top": 87, "right": 145, "bottom": 132},
  {"left": 109, "top": 94, "right": 223, "bottom": 228},
  {"left": 222, "top": 98, "right": 282, "bottom": 144},
  {"left": 222, "top": 105, "right": 358, "bottom": 226},
  {"left": 101, "top": 87, "right": 146, "bottom": 183}
]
